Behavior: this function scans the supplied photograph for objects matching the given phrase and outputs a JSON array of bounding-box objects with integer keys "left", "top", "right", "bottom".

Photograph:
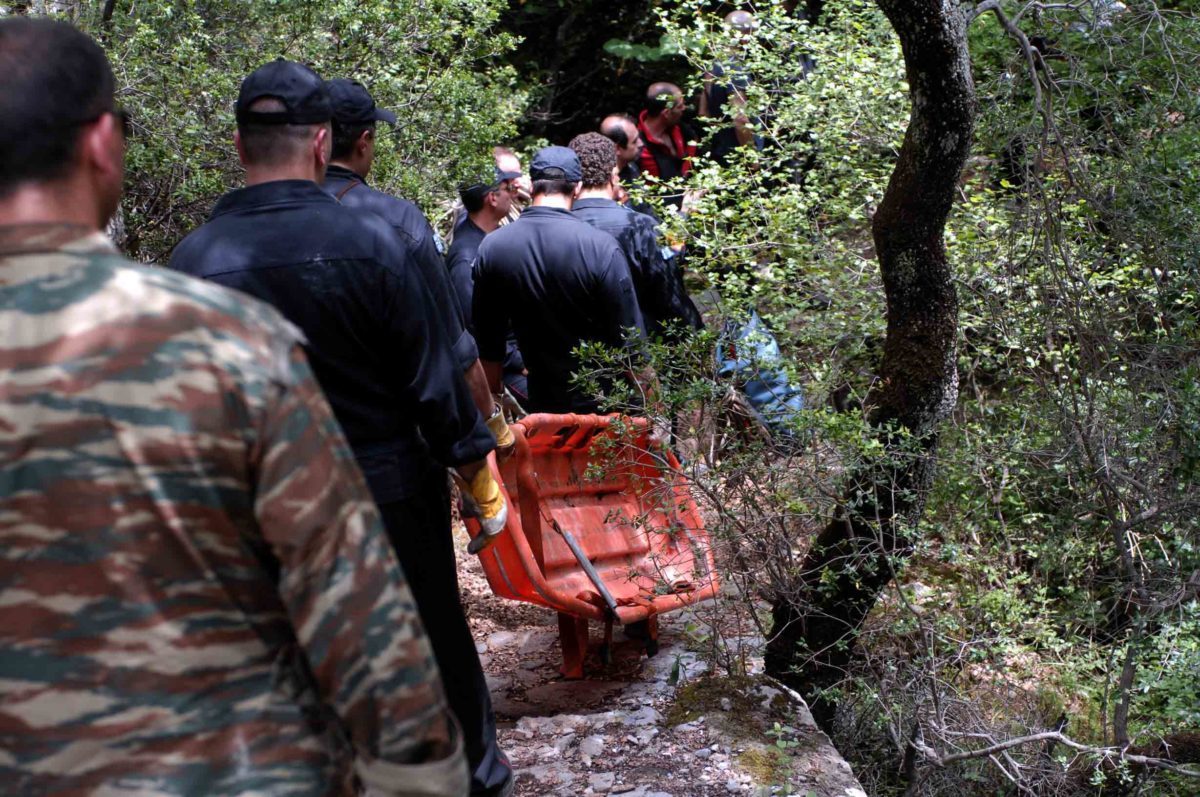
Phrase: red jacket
[{"left": 637, "top": 110, "right": 695, "bottom": 181}]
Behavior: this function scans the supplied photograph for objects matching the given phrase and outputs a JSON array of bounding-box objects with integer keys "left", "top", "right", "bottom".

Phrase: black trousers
[{"left": 378, "top": 472, "right": 511, "bottom": 796}]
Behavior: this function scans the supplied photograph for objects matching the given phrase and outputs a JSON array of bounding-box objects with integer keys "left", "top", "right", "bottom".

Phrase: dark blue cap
[
  {"left": 530, "top": 146, "right": 582, "bottom": 183},
  {"left": 459, "top": 166, "right": 519, "bottom": 204},
  {"left": 236, "top": 59, "right": 331, "bottom": 125},
  {"left": 326, "top": 79, "right": 397, "bottom": 126}
]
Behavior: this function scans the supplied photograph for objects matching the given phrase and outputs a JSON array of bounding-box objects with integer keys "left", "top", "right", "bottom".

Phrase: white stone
[{"left": 589, "top": 772, "right": 616, "bottom": 792}]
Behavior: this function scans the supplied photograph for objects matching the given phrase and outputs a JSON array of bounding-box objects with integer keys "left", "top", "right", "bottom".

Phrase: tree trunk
[{"left": 765, "top": 0, "right": 976, "bottom": 727}]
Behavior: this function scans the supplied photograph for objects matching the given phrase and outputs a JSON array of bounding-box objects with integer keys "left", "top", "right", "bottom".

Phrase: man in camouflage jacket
[{"left": 0, "top": 18, "right": 468, "bottom": 796}]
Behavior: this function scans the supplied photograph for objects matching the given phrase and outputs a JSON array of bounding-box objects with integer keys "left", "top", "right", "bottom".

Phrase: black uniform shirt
[
  {"left": 445, "top": 215, "right": 486, "bottom": 331},
  {"left": 169, "top": 179, "right": 493, "bottom": 504},
  {"left": 572, "top": 197, "right": 703, "bottom": 338},
  {"left": 322, "top": 164, "right": 479, "bottom": 372},
  {"left": 444, "top": 215, "right": 526, "bottom": 378},
  {"left": 473, "top": 205, "right": 645, "bottom": 413}
]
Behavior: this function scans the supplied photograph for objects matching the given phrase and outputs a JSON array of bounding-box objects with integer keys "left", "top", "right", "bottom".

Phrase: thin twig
[{"left": 916, "top": 730, "right": 1200, "bottom": 778}]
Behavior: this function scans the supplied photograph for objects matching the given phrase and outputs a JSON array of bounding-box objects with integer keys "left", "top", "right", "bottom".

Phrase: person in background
[
  {"left": 636, "top": 81, "right": 695, "bottom": 208},
  {"left": 493, "top": 146, "right": 531, "bottom": 221},
  {"left": 569, "top": 132, "right": 702, "bottom": 341},
  {"left": 473, "top": 146, "right": 647, "bottom": 414},
  {"left": 697, "top": 10, "right": 763, "bottom": 165},
  {"left": 321, "top": 78, "right": 500, "bottom": 427},
  {"left": 168, "top": 60, "right": 514, "bottom": 797},
  {"left": 600, "top": 112, "right": 645, "bottom": 190},
  {"left": 0, "top": 19, "right": 467, "bottom": 795},
  {"left": 445, "top": 168, "right": 529, "bottom": 406}
]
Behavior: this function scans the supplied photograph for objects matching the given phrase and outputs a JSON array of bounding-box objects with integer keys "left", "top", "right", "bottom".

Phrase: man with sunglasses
[{"left": 0, "top": 19, "right": 467, "bottom": 795}]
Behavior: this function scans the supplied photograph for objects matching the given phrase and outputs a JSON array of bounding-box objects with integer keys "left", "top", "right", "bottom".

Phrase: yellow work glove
[
  {"left": 486, "top": 402, "right": 515, "bottom": 460},
  {"left": 467, "top": 464, "right": 508, "bottom": 539}
]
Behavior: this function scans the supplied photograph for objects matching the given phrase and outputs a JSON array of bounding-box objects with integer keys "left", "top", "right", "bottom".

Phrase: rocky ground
[{"left": 454, "top": 528, "right": 867, "bottom": 797}]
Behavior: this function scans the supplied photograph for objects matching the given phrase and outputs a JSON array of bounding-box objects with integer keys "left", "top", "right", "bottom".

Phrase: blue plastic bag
[{"left": 717, "top": 312, "right": 806, "bottom": 445}]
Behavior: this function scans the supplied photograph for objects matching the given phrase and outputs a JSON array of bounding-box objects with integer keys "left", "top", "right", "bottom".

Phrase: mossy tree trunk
[{"left": 765, "top": 0, "right": 977, "bottom": 727}]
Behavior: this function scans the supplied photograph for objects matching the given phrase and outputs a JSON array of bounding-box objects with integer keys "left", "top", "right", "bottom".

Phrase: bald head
[
  {"left": 645, "top": 82, "right": 685, "bottom": 127},
  {"left": 724, "top": 10, "right": 758, "bottom": 34},
  {"left": 601, "top": 114, "right": 642, "bottom": 169}
]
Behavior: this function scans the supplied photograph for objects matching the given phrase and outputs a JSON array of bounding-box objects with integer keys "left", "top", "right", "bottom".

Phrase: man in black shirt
[
  {"left": 169, "top": 61, "right": 514, "bottom": 797},
  {"left": 320, "top": 79, "right": 503, "bottom": 431},
  {"left": 445, "top": 170, "right": 529, "bottom": 404},
  {"left": 569, "top": 132, "right": 702, "bottom": 340},
  {"left": 473, "top": 146, "right": 646, "bottom": 414}
]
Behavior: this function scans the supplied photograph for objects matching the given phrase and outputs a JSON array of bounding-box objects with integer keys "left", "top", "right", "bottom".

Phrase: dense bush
[
  {"left": 590, "top": 1, "right": 1200, "bottom": 794},
  {"left": 38, "top": 0, "right": 522, "bottom": 261}
]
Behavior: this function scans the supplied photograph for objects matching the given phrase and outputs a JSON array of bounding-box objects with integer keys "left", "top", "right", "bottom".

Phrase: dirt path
[{"left": 455, "top": 528, "right": 867, "bottom": 797}]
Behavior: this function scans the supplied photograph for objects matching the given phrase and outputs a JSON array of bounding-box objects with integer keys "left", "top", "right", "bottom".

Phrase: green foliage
[
  {"left": 602, "top": 34, "right": 683, "bottom": 63},
  {"left": 1135, "top": 602, "right": 1200, "bottom": 731},
  {"left": 58, "top": 0, "right": 522, "bottom": 261},
  {"left": 583, "top": 2, "right": 1200, "bottom": 794}
]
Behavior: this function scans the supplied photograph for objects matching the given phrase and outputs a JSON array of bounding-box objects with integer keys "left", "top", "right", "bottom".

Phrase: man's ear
[
  {"left": 79, "top": 112, "right": 124, "bottom": 181},
  {"left": 313, "top": 125, "right": 330, "bottom": 169},
  {"left": 234, "top": 129, "right": 249, "bottom": 167},
  {"left": 356, "top": 128, "right": 373, "bottom": 158}
]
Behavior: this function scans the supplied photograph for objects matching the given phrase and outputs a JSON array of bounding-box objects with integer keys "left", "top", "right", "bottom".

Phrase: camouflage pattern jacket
[{"left": 0, "top": 224, "right": 468, "bottom": 796}]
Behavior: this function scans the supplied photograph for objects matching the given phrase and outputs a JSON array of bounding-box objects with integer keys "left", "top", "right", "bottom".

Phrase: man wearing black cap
[
  {"left": 446, "top": 168, "right": 529, "bottom": 405},
  {"left": 168, "top": 60, "right": 515, "bottom": 797},
  {"left": 473, "top": 146, "right": 647, "bottom": 414},
  {"left": 321, "top": 79, "right": 503, "bottom": 431}
]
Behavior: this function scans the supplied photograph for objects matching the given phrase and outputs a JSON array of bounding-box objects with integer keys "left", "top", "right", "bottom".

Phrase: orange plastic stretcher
[{"left": 464, "top": 413, "right": 720, "bottom": 678}]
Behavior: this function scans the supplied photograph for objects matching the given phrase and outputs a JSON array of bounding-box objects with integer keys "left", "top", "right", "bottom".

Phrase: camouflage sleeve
[{"left": 251, "top": 341, "right": 469, "bottom": 796}]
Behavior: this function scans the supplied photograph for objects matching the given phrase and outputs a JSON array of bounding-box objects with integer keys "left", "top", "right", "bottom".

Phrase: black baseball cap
[
  {"left": 529, "top": 146, "right": 582, "bottom": 182},
  {"left": 459, "top": 166, "right": 520, "bottom": 204},
  {"left": 236, "top": 58, "right": 331, "bottom": 125},
  {"left": 326, "top": 79, "right": 397, "bottom": 126}
]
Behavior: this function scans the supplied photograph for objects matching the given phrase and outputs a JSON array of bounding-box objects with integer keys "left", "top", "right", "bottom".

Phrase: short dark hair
[
  {"left": 461, "top": 186, "right": 491, "bottom": 214},
  {"left": 0, "top": 17, "right": 116, "bottom": 196},
  {"left": 238, "top": 97, "right": 325, "bottom": 167},
  {"left": 531, "top": 178, "right": 575, "bottom": 198},
  {"left": 331, "top": 120, "right": 374, "bottom": 160},
  {"left": 569, "top": 132, "right": 617, "bottom": 189}
]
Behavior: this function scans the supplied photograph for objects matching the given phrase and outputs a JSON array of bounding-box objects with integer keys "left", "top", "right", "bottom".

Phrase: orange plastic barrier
[{"left": 464, "top": 414, "right": 720, "bottom": 678}]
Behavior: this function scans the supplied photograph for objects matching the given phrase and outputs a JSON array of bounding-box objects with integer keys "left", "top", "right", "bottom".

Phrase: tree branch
[
  {"left": 916, "top": 730, "right": 1200, "bottom": 779},
  {"left": 970, "top": 0, "right": 1046, "bottom": 121}
]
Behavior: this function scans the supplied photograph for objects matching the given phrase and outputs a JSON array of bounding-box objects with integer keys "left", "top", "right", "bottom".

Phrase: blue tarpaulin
[{"left": 717, "top": 311, "right": 806, "bottom": 445}]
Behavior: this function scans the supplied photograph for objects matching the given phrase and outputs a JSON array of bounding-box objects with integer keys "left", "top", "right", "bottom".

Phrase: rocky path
[{"left": 455, "top": 530, "right": 867, "bottom": 797}]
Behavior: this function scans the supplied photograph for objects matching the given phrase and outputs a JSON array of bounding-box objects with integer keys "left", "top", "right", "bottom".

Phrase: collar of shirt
[
  {"left": 325, "top": 163, "right": 370, "bottom": 186},
  {"left": 210, "top": 179, "right": 337, "bottom": 220},
  {"left": 454, "top": 214, "right": 485, "bottom": 237},
  {"left": 521, "top": 206, "right": 575, "bottom": 220},
  {"left": 571, "top": 198, "right": 623, "bottom": 212},
  {"left": 0, "top": 223, "right": 114, "bottom": 258}
]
